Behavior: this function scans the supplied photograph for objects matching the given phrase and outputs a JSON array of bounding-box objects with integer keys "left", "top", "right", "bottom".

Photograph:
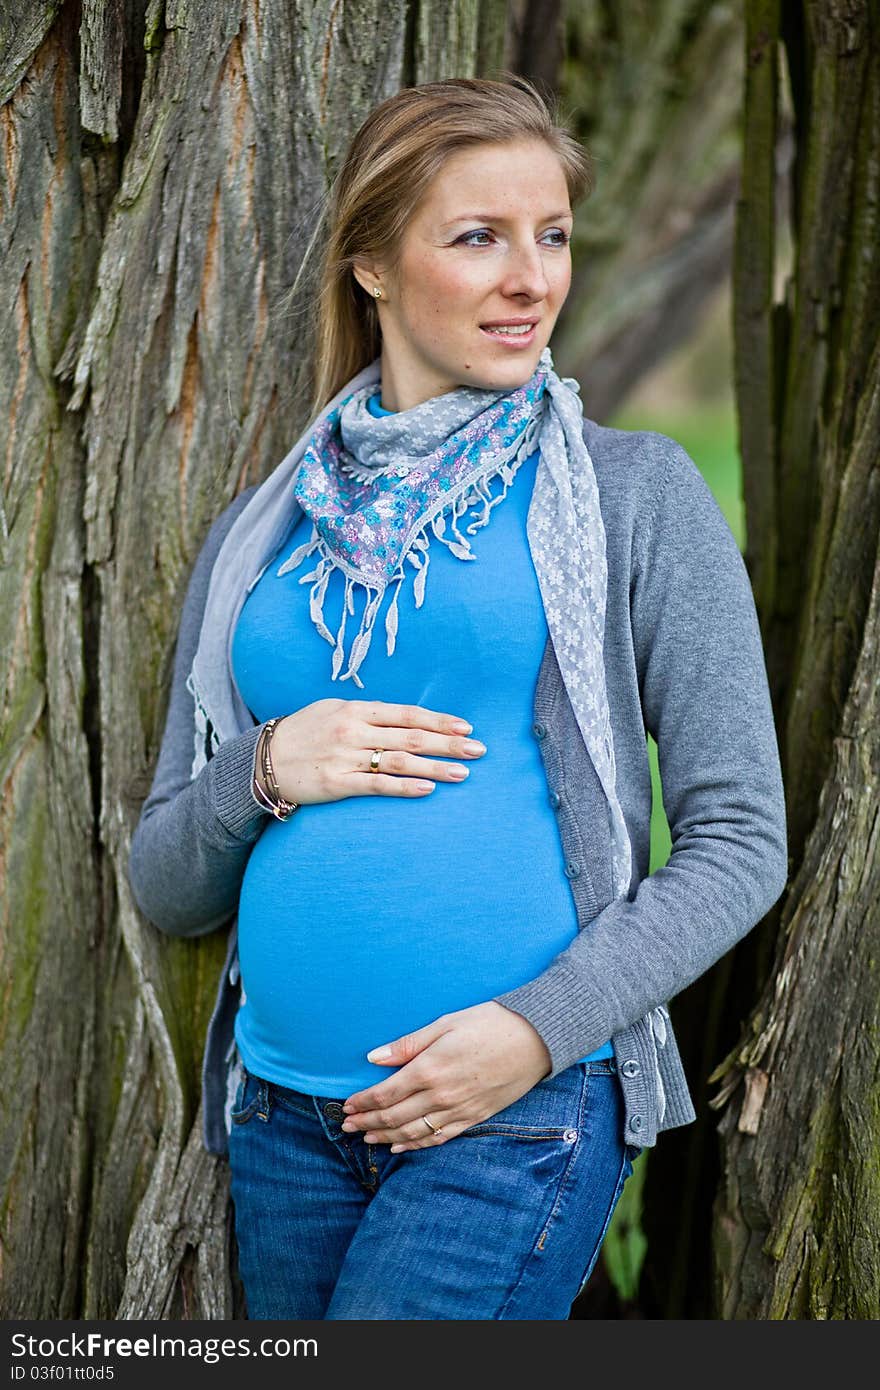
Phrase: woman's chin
[{"left": 460, "top": 353, "right": 544, "bottom": 392}]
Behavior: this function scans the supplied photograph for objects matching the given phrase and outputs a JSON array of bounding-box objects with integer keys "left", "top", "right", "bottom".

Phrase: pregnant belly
[{"left": 233, "top": 777, "right": 582, "bottom": 1095}]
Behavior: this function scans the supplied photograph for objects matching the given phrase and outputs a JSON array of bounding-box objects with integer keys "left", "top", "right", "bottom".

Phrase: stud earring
[{"left": 373, "top": 286, "right": 382, "bottom": 299}]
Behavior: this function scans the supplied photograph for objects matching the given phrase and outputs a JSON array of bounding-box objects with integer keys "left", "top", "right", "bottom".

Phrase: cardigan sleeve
[
  {"left": 492, "top": 442, "right": 789, "bottom": 1074},
  {"left": 127, "top": 484, "right": 274, "bottom": 938}
]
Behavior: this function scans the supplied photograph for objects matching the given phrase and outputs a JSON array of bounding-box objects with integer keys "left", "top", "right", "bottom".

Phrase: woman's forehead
[{"left": 416, "top": 141, "right": 571, "bottom": 219}]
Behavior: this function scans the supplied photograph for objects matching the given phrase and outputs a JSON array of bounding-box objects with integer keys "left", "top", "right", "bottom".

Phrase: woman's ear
[{"left": 352, "top": 255, "right": 390, "bottom": 301}]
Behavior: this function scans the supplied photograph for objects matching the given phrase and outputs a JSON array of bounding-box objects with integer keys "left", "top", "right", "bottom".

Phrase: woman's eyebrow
[{"left": 440, "top": 209, "right": 573, "bottom": 227}]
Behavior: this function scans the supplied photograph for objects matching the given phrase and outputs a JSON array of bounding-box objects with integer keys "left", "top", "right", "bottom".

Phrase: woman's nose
[{"left": 502, "top": 242, "right": 550, "bottom": 300}]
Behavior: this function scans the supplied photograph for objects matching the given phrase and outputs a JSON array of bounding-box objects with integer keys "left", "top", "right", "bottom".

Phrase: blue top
[{"left": 229, "top": 388, "right": 612, "bottom": 1096}]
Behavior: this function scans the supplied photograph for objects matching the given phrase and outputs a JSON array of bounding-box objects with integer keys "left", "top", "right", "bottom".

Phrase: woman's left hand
[{"left": 340, "top": 1002, "right": 553, "bottom": 1151}]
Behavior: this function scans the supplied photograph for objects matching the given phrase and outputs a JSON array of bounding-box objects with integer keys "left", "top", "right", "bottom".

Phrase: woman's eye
[
  {"left": 539, "top": 227, "right": 572, "bottom": 247},
  {"left": 457, "top": 229, "right": 495, "bottom": 247}
]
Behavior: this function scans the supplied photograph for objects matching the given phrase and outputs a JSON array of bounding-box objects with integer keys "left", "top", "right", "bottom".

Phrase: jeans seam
[
  {"left": 366, "top": 1142, "right": 379, "bottom": 1189},
  {"left": 496, "top": 1063, "right": 590, "bottom": 1319},
  {"left": 322, "top": 1136, "right": 373, "bottom": 1191},
  {"left": 574, "top": 1141, "right": 631, "bottom": 1298}
]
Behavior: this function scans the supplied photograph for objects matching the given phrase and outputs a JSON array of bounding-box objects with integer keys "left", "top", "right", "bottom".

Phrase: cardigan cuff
[
  {"left": 492, "top": 959, "right": 611, "bottom": 1079},
  {"left": 207, "top": 724, "right": 272, "bottom": 841}
]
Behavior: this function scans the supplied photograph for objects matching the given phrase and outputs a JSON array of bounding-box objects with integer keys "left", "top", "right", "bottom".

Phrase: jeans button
[
  {"left": 323, "top": 1102, "right": 346, "bottom": 1122},
  {"left": 563, "top": 1128, "right": 578, "bottom": 1143}
]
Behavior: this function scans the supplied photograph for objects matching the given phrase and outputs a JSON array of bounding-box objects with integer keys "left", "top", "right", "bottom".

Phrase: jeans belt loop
[{"left": 257, "top": 1077, "right": 271, "bottom": 1120}]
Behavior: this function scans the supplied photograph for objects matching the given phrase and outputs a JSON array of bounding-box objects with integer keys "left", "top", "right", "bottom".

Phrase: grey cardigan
[{"left": 128, "top": 417, "right": 788, "bottom": 1157}]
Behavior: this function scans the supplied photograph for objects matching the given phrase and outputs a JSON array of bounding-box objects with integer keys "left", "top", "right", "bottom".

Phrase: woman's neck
[{"left": 377, "top": 349, "right": 460, "bottom": 412}]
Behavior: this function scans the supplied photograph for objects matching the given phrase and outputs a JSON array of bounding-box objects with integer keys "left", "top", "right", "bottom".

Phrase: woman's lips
[{"left": 479, "top": 323, "right": 537, "bottom": 347}]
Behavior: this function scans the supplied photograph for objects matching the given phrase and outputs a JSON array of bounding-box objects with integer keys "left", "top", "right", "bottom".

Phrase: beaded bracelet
[{"left": 252, "top": 718, "right": 300, "bottom": 821}]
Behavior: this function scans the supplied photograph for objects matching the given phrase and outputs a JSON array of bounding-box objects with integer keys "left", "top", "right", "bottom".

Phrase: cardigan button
[
  {"left": 629, "top": 1115, "right": 643, "bottom": 1132},
  {"left": 564, "top": 861, "right": 581, "bottom": 879},
  {"left": 532, "top": 722, "right": 547, "bottom": 739},
  {"left": 548, "top": 789, "right": 561, "bottom": 809},
  {"left": 621, "top": 1060, "right": 641, "bottom": 1078}
]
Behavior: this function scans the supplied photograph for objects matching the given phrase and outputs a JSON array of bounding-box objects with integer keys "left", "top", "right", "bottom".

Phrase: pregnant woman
[{"left": 129, "top": 75, "right": 788, "bottom": 1319}]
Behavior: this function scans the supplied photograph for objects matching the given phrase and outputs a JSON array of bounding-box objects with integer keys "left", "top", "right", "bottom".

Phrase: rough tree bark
[{"left": 706, "top": 0, "right": 880, "bottom": 1318}]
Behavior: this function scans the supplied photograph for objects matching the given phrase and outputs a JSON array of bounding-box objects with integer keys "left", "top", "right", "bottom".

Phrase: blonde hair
[{"left": 304, "top": 75, "right": 594, "bottom": 415}]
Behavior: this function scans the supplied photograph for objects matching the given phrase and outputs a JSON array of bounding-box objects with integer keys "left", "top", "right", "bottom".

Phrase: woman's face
[{"left": 355, "top": 138, "right": 574, "bottom": 411}]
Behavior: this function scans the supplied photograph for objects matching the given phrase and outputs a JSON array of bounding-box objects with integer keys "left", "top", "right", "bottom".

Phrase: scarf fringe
[
  {"left": 272, "top": 440, "right": 536, "bottom": 688},
  {"left": 276, "top": 529, "right": 320, "bottom": 577},
  {"left": 332, "top": 576, "right": 352, "bottom": 678}
]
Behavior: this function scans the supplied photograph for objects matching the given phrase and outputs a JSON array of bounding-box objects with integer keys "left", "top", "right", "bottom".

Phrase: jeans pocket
[
  {"left": 460, "top": 1065, "right": 585, "bottom": 1140},
  {"left": 460, "top": 1118, "right": 578, "bottom": 1140},
  {"left": 230, "top": 1067, "right": 264, "bottom": 1126}
]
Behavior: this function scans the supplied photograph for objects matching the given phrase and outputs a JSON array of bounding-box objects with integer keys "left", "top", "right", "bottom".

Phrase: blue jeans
[{"left": 228, "top": 1056, "right": 637, "bottom": 1320}]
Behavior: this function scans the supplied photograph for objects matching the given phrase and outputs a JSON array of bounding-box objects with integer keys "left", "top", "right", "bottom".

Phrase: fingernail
[
  {"left": 462, "top": 739, "right": 485, "bottom": 754},
  {"left": 367, "top": 1046, "right": 392, "bottom": 1060},
  {"left": 452, "top": 719, "right": 472, "bottom": 733},
  {"left": 416, "top": 781, "right": 435, "bottom": 792},
  {"left": 341, "top": 1120, "right": 356, "bottom": 1131},
  {"left": 449, "top": 766, "right": 469, "bottom": 779}
]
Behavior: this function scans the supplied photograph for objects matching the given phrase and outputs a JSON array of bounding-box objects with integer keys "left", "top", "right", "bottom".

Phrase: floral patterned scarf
[{"left": 277, "top": 359, "right": 545, "bottom": 683}]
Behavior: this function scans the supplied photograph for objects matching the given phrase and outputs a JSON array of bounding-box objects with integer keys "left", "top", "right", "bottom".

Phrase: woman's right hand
[{"left": 255, "top": 698, "right": 487, "bottom": 805}]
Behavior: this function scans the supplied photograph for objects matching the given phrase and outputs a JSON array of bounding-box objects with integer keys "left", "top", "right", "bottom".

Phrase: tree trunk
[{"left": 708, "top": 0, "right": 880, "bottom": 1318}]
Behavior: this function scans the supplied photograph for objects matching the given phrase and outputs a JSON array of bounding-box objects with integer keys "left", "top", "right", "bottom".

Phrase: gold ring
[
  {"left": 369, "top": 748, "right": 384, "bottom": 773},
  {"left": 422, "top": 1114, "right": 442, "bottom": 1135}
]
